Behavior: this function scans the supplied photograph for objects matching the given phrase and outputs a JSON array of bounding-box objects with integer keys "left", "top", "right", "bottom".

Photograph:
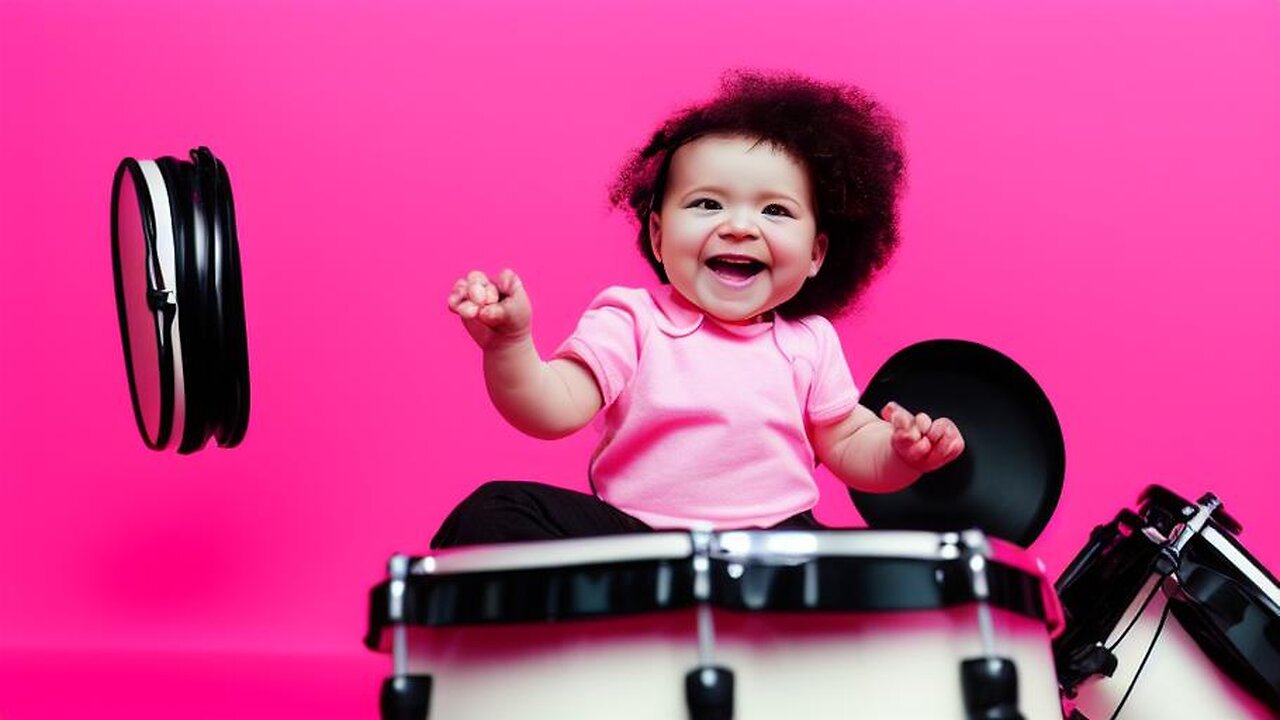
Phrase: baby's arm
[
  {"left": 812, "top": 402, "right": 965, "bottom": 493},
  {"left": 447, "top": 270, "right": 603, "bottom": 439}
]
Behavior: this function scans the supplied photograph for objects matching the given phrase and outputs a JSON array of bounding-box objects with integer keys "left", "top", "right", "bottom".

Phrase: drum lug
[
  {"left": 1058, "top": 642, "right": 1118, "bottom": 693},
  {"left": 960, "top": 656, "right": 1023, "bottom": 720},
  {"left": 380, "top": 554, "right": 431, "bottom": 719},
  {"left": 685, "top": 665, "right": 734, "bottom": 720},
  {"left": 1154, "top": 547, "right": 1179, "bottom": 576},
  {"left": 379, "top": 674, "right": 432, "bottom": 720},
  {"left": 688, "top": 530, "right": 733, "bottom": 719}
]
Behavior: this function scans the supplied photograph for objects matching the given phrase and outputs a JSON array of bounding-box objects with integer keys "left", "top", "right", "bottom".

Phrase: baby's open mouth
[{"left": 706, "top": 256, "right": 766, "bottom": 282}]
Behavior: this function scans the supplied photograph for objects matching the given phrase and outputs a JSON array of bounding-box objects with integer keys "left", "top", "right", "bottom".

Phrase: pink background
[{"left": 2, "top": 0, "right": 1277, "bottom": 717}]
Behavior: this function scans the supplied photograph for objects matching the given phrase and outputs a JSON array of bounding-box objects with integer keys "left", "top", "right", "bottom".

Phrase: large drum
[
  {"left": 366, "top": 529, "right": 1064, "bottom": 719},
  {"left": 1054, "top": 486, "right": 1280, "bottom": 719}
]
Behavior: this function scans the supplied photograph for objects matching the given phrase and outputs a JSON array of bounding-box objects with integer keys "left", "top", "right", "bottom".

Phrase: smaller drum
[
  {"left": 1054, "top": 486, "right": 1280, "bottom": 719},
  {"left": 365, "top": 529, "right": 1064, "bottom": 719},
  {"left": 110, "top": 148, "right": 249, "bottom": 454}
]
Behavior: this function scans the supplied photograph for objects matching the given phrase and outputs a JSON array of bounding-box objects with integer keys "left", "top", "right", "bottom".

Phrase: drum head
[
  {"left": 849, "top": 339, "right": 1064, "bottom": 547},
  {"left": 111, "top": 160, "right": 174, "bottom": 449}
]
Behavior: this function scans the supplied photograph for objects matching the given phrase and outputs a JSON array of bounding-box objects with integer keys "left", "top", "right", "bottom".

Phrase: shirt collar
[
  {"left": 650, "top": 285, "right": 705, "bottom": 337},
  {"left": 649, "top": 285, "right": 777, "bottom": 339}
]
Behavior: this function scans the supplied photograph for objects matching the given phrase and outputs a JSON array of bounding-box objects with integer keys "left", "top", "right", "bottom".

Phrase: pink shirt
[{"left": 554, "top": 286, "right": 860, "bottom": 529}]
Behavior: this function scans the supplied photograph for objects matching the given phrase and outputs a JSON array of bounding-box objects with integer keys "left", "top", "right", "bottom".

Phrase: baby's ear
[
  {"left": 809, "top": 233, "right": 829, "bottom": 277},
  {"left": 648, "top": 212, "right": 663, "bottom": 262}
]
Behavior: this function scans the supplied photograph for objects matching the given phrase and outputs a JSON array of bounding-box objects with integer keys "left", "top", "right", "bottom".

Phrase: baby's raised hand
[
  {"left": 880, "top": 401, "right": 965, "bottom": 473},
  {"left": 447, "top": 269, "right": 533, "bottom": 348}
]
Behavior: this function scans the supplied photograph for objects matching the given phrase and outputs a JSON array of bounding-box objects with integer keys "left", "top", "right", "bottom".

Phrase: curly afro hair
[{"left": 609, "top": 69, "right": 906, "bottom": 319}]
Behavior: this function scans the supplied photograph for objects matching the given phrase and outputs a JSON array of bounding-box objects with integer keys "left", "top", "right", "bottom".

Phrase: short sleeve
[
  {"left": 552, "top": 287, "right": 649, "bottom": 407},
  {"left": 801, "top": 316, "right": 861, "bottom": 425}
]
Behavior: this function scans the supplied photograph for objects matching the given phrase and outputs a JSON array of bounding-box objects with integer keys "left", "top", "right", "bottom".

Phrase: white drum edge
[
  {"left": 416, "top": 531, "right": 695, "bottom": 575},
  {"left": 413, "top": 529, "right": 1054, "bottom": 581},
  {"left": 136, "top": 160, "right": 185, "bottom": 446}
]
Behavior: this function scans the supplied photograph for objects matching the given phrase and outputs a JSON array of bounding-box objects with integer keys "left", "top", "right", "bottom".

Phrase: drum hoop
[
  {"left": 707, "top": 554, "right": 1051, "bottom": 620},
  {"left": 364, "top": 554, "right": 697, "bottom": 647},
  {"left": 416, "top": 530, "right": 1051, "bottom": 578},
  {"left": 365, "top": 531, "right": 1057, "bottom": 643},
  {"left": 714, "top": 530, "right": 1049, "bottom": 575},
  {"left": 364, "top": 555, "right": 1053, "bottom": 647},
  {"left": 714, "top": 529, "right": 956, "bottom": 562},
  {"left": 206, "top": 148, "right": 251, "bottom": 448},
  {"left": 155, "top": 155, "right": 212, "bottom": 455}
]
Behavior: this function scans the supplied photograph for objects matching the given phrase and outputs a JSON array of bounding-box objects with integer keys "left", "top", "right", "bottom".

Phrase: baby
[{"left": 434, "top": 70, "right": 964, "bottom": 548}]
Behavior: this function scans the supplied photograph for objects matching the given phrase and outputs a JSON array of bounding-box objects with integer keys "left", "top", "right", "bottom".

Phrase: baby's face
[{"left": 650, "top": 134, "right": 825, "bottom": 324}]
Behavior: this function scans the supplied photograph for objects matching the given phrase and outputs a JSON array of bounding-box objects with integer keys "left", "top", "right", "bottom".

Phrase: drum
[
  {"left": 365, "top": 529, "right": 1064, "bottom": 719},
  {"left": 1054, "top": 486, "right": 1280, "bottom": 719},
  {"left": 110, "top": 148, "right": 249, "bottom": 454}
]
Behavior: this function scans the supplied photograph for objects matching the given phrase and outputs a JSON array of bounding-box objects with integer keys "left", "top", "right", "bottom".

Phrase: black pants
[{"left": 431, "top": 480, "right": 825, "bottom": 549}]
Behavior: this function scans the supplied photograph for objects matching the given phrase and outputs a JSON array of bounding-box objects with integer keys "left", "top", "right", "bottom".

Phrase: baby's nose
[{"left": 719, "top": 210, "right": 760, "bottom": 240}]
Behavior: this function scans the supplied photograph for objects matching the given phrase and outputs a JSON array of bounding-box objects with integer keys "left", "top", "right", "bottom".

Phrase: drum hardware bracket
[
  {"left": 685, "top": 666, "right": 734, "bottom": 720},
  {"left": 1058, "top": 642, "right": 1119, "bottom": 695},
  {"left": 1055, "top": 486, "right": 1280, "bottom": 719},
  {"left": 958, "top": 530, "right": 1026, "bottom": 720},
  {"left": 958, "top": 530, "right": 1000, "bottom": 658},
  {"left": 146, "top": 288, "right": 177, "bottom": 313},
  {"left": 961, "top": 657, "right": 1023, "bottom": 720},
  {"left": 1139, "top": 526, "right": 1168, "bottom": 547},
  {"left": 1062, "top": 572, "right": 1163, "bottom": 694},
  {"left": 1155, "top": 493, "right": 1220, "bottom": 576},
  {"left": 381, "top": 553, "right": 433, "bottom": 720},
  {"left": 686, "top": 529, "right": 734, "bottom": 720}
]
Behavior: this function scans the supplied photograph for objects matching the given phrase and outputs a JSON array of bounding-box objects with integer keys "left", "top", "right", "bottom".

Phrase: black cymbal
[{"left": 850, "top": 339, "right": 1065, "bottom": 547}]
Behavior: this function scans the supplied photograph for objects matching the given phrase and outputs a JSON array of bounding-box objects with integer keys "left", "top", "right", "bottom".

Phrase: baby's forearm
[
  {"left": 482, "top": 336, "right": 600, "bottom": 439},
  {"left": 828, "top": 419, "right": 922, "bottom": 493}
]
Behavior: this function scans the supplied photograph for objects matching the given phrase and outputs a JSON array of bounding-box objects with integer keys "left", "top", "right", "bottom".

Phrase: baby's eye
[
  {"left": 688, "top": 198, "right": 722, "bottom": 211},
  {"left": 763, "top": 204, "right": 792, "bottom": 217}
]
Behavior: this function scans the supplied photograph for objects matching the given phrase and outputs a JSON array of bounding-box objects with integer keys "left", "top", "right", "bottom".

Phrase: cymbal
[{"left": 850, "top": 339, "right": 1064, "bottom": 547}]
